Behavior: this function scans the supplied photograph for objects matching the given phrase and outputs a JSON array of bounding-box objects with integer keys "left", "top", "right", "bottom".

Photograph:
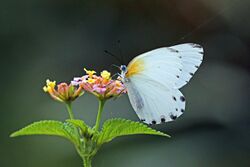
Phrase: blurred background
[{"left": 1, "top": 0, "right": 250, "bottom": 166}]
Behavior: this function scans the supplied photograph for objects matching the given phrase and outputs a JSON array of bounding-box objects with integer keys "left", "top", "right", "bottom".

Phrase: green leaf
[
  {"left": 10, "top": 120, "right": 79, "bottom": 145},
  {"left": 66, "top": 119, "right": 96, "bottom": 139},
  {"left": 98, "top": 118, "right": 170, "bottom": 144},
  {"left": 66, "top": 119, "right": 89, "bottom": 132}
]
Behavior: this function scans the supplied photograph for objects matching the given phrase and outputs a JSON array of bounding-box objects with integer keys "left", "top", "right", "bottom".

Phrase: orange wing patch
[{"left": 126, "top": 59, "right": 145, "bottom": 78}]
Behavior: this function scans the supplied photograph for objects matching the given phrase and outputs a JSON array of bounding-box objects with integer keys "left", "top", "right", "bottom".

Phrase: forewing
[
  {"left": 127, "top": 43, "right": 203, "bottom": 89},
  {"left": 169, "top": 43, "right": 203, "bottom": 88},
  {"left": 126, "top": 47, "right": 183, "bottom": 89},
  {"left": 125, "top": 76, "right": 185, "bottom": 124}
]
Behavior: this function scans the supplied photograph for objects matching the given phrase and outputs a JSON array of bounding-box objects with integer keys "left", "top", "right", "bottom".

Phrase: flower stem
[
  {"left": 83, "top": 156, "right": 92, "bottom": 167},
  {"left": 94, "top": 99, "right": 105, "bottom": 131},
  {"left": 66, "top": 102, "right": 74, "bottom": 119}
]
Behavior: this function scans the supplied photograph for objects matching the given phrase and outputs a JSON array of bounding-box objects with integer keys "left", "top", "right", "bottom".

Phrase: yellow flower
[
  {"left": 84, "top": 68, "right": 96, "bottom": 78},
  {"left": 43, "top": 79, "right": 56, "bottom": 93},
  {"left": 87, "top": 78, "right": 96, "bottom": 84},
  {"left": 101, "top": 70, "right": 111, "bottom": 80},
  {"left": 115, "top": 80, "right": 122, "bottom": 87}
]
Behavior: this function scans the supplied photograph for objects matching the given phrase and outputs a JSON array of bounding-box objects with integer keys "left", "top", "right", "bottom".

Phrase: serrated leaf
[
  {"left": 66, "top": 119, "right": 96, "bottom": 139},
  {"left": 66, "top": 119, "right": 89, "bottom": 132},
  {"left": 10, "top": 120, "right": 79, "bottom": 145},
  {"left": 98, "top": 118, "right": 170, "bottom": 144}
]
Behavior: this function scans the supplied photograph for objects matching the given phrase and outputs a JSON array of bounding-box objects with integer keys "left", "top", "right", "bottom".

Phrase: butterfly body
[{"left": 120, "top": 43, "right": 203, "bottom": 124}]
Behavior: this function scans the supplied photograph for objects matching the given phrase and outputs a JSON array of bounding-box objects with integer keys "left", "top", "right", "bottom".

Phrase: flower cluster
[
  {"left": 43, "top": 68, "right": 126, "bottom": 102},
  {"left": 71, "top": 68, "right": 126, "bottom": 100},
  {"left": 43, "top": 79, "right": 83, "bottom": 103}
]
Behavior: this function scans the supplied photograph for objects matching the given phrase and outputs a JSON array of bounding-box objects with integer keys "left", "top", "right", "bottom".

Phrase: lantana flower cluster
[
  {"left": 43, "top": 80, "right": 83, "bottom": 103},
  {"left": 43, "top": 68, "right": 126, "bottom": 102},
  {"left": 72, "top": 68, "right": 126, "bottom": 100}
]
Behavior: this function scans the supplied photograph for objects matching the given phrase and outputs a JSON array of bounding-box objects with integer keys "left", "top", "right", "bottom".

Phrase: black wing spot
[
  {"left": 152, "top": 120, "right": 156, "bottom": 124},
  {"left": 189, "top": 72, "right": 194, "bottom": 76},
  {"left": 161, "top": 118, "right": 166, "bottom": 123},
  {"left": 167, "top": 48, "right": 179, "bottom": 53},
  {"left": 181, "top": 109, "right": 185, "bottom": 113},
  {"left": 176, "top": 75, "right": 180, "bottom": 78},
  {"left": 140, "top": 119, "right": 145, "bottom": 122},
  {"left": 179, "top": 69, "right": 182, "bottom": 71},
  {"left": 172, "top": 96, "right": 177, "bottom": 101},
  {"left": 195, "top": 65, "right": 199, "bottom": 68},
  {"left": 170, "top": 114, "right": 177, "bottom": 120},
  {"left": 175, "top": 108, "right": 178, "bottom": 111},
  {"left": 180, "top": 96, "right": 185, "bottom": 102}
]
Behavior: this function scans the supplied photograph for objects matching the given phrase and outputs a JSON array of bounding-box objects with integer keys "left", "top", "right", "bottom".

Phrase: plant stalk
[
  {"left": 83, "top": 156, "right": 92, "bottom": 167},
  {"left": 94, "top": 99, "right": 105, "bottom": 131},
  {"left": 66, "top": 102, "right": 74, "bottom": 119}
]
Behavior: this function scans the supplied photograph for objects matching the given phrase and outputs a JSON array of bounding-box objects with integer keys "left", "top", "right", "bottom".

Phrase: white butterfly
[{"left": 119, "top": 43, "right": 203, "bottom": 124}]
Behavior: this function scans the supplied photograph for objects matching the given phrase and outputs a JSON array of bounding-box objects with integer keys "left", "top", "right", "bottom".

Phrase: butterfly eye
[{"left": 120, "top": 65, "right": 127, "bottom": 72}]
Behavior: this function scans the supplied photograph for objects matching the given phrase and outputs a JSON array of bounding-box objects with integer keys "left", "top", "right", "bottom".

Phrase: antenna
[
  {"left": 117, "top": 40, "right": 124, "bottom": 64},
  {"left": 111, "top": 64, "right": 120, "bottom": 69},
  {"left": 104, "top": 50, "right": 123, "bottom": 65}
]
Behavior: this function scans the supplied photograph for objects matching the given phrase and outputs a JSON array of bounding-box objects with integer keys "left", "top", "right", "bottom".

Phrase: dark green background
[{"left": 1, "top": 0, "right": 250, "bottom": 167}]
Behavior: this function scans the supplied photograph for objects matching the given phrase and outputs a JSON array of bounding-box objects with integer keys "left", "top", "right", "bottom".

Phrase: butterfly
[{"left": 119, "top": 43, "right": 203, "bottom": 124}]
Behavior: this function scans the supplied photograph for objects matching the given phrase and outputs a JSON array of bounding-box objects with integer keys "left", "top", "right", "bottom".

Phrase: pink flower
[
  {"left": 71, "top": 68, "right": 126, "bottom": 100},
  {"left": 43, "top": 79, "right": 84, "bottom": 103}
]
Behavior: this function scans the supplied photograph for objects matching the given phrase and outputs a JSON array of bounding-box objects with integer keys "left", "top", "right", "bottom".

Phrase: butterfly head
[
  {"left": 119, "top": 65, "right": 128, "bottom": 81},
  {"left": 120, "top": 65, "right": 127, "bottom": 73}
]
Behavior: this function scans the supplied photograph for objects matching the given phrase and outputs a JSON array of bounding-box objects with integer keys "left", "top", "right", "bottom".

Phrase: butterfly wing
[
  {"left": 126, "top": 46, "right": 182, "bottom": 89},
  {"left": 124, "top": 43, "right": 203, "bottom": 124},
  {"left": 125, "top": 75, "right": 185, "bottom": 124},
  {"left": 169, "top": 43, "right": 203, "bottom": 88},
  {"left": 126, "top": 43, "right": 203, "bottom": 89}
]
